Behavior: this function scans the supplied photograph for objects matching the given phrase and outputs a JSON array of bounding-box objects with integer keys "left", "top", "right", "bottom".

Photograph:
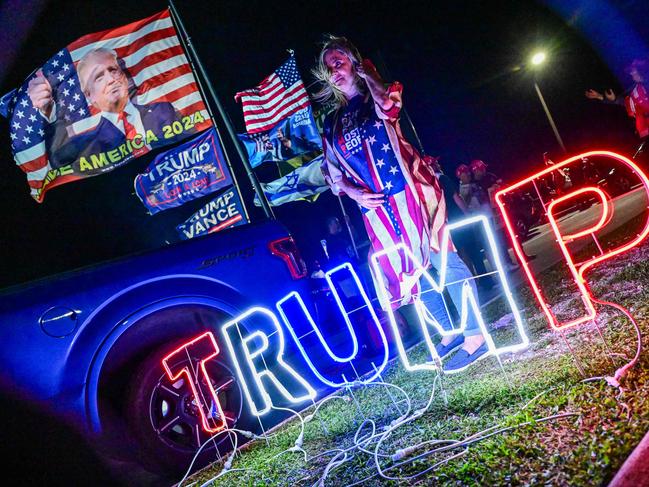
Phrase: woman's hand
[
  {"left": 356, "top": 58, "right": 393, "bottom": 113},
  {"left": 347, "top": 186, "right": 386, "bottom": 210},
  {"left": 355, "top": 59, "right": 379, "bottom": 82}
]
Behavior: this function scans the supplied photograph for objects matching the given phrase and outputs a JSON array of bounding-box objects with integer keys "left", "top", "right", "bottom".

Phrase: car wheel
[{"left": 126, "top": 341, "right": 243, "bottom": 476}]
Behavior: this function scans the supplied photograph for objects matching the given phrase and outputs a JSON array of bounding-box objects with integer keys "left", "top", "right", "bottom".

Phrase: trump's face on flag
[{"left": 77, "top": 48, "right": 129, "bottom": 113}]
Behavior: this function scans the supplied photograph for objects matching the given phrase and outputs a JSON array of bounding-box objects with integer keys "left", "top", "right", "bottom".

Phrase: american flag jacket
[{"left": 322, "top": 82, "right": 448, "bottom": 310}]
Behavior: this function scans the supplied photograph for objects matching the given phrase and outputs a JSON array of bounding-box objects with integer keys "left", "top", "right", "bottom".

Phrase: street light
[
  {"left": 531, "top": 52, "right": 546, "bottom": 66},
  {"left": 529, "top": 51, "right": 567, "bottom": 154}
]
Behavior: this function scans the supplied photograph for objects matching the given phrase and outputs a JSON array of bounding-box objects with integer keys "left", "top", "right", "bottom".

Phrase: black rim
[{"left": 147, "top": 359, "right": 242, "bottom": 454}]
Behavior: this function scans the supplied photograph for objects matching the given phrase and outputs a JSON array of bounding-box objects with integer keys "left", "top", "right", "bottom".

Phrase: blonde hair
[{"left": 311, "top": 35, "right": 366, "bottom": 108}]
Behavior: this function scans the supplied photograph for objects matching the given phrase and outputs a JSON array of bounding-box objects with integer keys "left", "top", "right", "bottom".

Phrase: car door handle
[
  {"left": 40, "top": 308, "right": 79, "bottom": 322},
  {"left": 39, "top": 306, "right": 82, "bottom": 338}
]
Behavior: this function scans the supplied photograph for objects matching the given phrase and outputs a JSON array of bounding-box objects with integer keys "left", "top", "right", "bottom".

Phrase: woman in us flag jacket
[{"left": 312, "top": 35, "right": 489, "bottom": 372}]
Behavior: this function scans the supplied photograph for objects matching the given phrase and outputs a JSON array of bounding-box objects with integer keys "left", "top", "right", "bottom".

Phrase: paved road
[{"left": 487, "top": 186, "right": 648, "bottom": 302}]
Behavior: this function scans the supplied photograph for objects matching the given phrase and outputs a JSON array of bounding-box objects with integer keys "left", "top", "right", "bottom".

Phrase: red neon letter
[
  {"left": 162, "top": 332, "right": 227, "bottom": 433},
  {"left": 495, "top": 151, "right": 649, "bottom": 330}
]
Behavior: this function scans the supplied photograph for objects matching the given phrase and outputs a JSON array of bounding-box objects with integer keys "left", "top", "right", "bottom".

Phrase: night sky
[{"left": 1, "top": 0, "right": 648, "bottom": 288}]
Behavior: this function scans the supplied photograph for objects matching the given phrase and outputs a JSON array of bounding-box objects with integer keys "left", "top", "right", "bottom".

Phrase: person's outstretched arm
[{"left": 585, "top": 88, "right": 623, "bottom": 105}]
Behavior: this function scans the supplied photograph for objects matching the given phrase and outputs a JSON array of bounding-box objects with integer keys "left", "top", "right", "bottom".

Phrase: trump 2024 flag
[
  {"left": 134, "top": 129, "right": 233, "bottom": 215},
  {"left": 0, "top": 9, "right": 211, "bottom": 202}
]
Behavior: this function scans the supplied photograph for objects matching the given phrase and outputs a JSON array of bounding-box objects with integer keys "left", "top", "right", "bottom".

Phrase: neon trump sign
[
  {"left": 276, "top": 262, "right": 391, "bottom": 388},
  {"left": 161, "top": 332, "right": 228, "bottom": 433},
  {"left": 221, "top": 307, "right": 317, "bottom": 417},
  {"left": 163, "top": 150, "right": 649, "bottom": 432},
  {"left": 162, "top": 214, "right": 527, "bottom": 427}
]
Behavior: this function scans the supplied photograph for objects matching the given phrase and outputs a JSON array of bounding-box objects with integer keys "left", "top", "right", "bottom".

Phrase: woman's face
[{"left": 324, "top": 49, "right": 357, "bottom": 97}]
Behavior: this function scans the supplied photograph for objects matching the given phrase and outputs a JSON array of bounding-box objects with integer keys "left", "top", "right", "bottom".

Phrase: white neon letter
[
  {"left": 220, "top": 307, "right": 316, "bottom": 417},
  {"left": 443, "top": 216, "right": 529, "bottom": 356},
  {"left": 371, "top": 242, "right": 444, "bottom": 372},
  {"left": 276, "top": 263, "right": 389, "bottom": 387},
  {"left": 370, "top": 215, "right": 529, "bottom": 374}
]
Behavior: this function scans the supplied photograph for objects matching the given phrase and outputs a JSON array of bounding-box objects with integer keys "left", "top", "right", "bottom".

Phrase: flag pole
[
  {"left": 166, "top": 2, "right": 250, "bottom": 223},
  {"left": 168, "top": 0, "right": 275, "bottom": 220},
  {"left": 374, "top": 50, "right": 426, "bottom": 155},
  {"left": 336, "top": 195, "right": 360, "bottom": 259}
]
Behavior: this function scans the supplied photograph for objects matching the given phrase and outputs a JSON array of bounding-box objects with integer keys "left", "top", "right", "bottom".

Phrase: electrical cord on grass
[{"left": 180, "top": 301, "right": 640, "bottom": 487}]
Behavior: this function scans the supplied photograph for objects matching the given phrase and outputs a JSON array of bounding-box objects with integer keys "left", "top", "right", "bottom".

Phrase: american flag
[
  {"left": 234, "top": 54, "right": 310, "bottom": 134},
  {"left": 322, "top": 85, "right": 448, "bottom": 309},
  {"left": 1, "top": 9, "right": 211, "bottom": 202}
]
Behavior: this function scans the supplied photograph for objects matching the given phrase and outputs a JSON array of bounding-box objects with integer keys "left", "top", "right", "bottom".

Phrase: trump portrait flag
[{"left": 0, "top": 9, "right": 212, "bottom": 202}]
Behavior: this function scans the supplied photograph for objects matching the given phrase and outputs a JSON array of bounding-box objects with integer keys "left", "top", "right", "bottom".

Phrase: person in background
[
  {"left": 310, "top": 215, "right": 362, "bottom": 331},
  {"left": 320, "top": 215, "right": 358, "bottom": 269},
  {"left": 425, "top": 156, "right": 493, "bottom": 290},
  {"left": 471, "top": 159, "right": 536, "bottom": 263},
  {"left": 456, "top": 162, "right": 520, "bottom": 271},
  {"left": 314, "top": 35, "right": 487, "bottom": 371},
  {"left": 469, "top": 160, "right": 499, "bottom": 209},
  {"left": 456, "top": 164, "right": 481, "bottom": 213},
  {"left": 585, "top": 58, "right": 649, "bottom": 155},
  {"left": 542, "top": 152, "right": 571, "bottom": 196}
]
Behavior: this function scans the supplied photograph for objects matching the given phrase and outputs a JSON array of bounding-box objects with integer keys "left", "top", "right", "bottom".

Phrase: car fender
[{"left": 59, "top": 274, "right": 248, "bottom": 433}]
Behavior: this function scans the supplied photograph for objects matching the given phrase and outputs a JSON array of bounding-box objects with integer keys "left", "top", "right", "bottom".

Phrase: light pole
[{"left": 530, "top": 51, "right": 567, "bottom": 154}]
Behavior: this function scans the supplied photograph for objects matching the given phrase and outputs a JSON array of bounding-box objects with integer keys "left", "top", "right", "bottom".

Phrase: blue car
[{"left": 0, "top": 219, "right": 325, "bottom": 478}]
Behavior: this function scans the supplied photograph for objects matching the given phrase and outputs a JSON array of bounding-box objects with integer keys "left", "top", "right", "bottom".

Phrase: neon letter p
[{"left": 495, "top": 151, "right": 649, "bottom": 330}]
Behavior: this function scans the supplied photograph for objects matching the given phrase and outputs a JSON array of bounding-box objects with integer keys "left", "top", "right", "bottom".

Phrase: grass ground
[{"left": 187, "top": 215, "right": 649, "bottom": 486}]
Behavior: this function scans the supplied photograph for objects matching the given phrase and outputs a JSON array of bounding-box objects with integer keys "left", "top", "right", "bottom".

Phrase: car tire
[{"left": 125, "top": 340, "right": 243, "bottom": 477}]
